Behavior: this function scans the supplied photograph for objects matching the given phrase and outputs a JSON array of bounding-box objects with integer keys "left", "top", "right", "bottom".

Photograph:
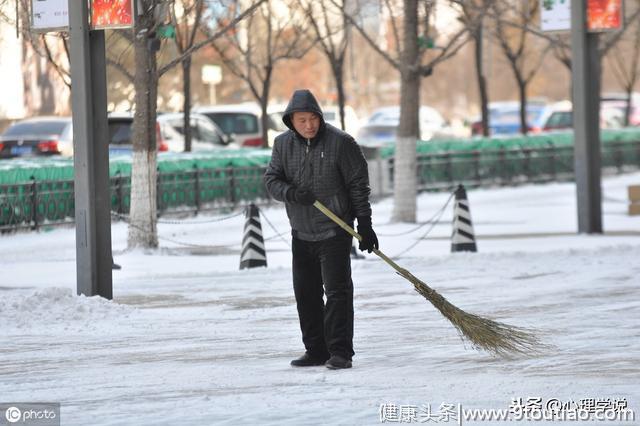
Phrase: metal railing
[
  {"left": 1, "top": 140, "right": 639, "bottom": 232},
  {"left": 1, "top": 166, "right": 271, "bottom": 232},
  {"left": 389, "top": 140, "right": 640, "bottom": 191}
]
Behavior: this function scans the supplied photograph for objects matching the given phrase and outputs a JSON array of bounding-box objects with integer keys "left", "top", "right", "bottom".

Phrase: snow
[{"left": 1, "top": 172, "right": 639, "bottom": 425}]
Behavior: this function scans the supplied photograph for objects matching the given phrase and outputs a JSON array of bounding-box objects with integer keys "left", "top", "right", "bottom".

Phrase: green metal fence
[
  {"left": 2, "top": 131, "right": 640, "bottom": 232},
  {"left": 409, "top": 139, "right": 639, "bottom": 191},
  {"left": 1, "top": 166, "right": 271, "bottom": 231}
]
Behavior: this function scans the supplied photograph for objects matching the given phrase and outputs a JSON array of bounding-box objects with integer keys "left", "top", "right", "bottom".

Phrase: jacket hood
[{"left": 282, "top": 89, "right": 325, "bottom": 132}]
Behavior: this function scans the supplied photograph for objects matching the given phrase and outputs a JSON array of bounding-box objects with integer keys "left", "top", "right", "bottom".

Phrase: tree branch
[
  {"left": 158, "top": 0, "right": 266, "bottom": 76},
  {"left": 106, "top": 56, "right": 135, "bottom": 83},
  {"left": 336, "top": 0, "right": 400, "bottom": 70}
]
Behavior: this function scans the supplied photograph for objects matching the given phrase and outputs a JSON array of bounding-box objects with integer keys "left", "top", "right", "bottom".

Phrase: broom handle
[{"left": 313, "top": 201, "right": 408, "bottom": 276}]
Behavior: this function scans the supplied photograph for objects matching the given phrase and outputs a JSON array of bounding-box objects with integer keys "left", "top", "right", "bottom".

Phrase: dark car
[
  {"left": 0, "top": 115, "right": 170, "bottom": 159},
  {"left": 107, "top": 113, "right": 169, "bottom": 156},
  {"left": 0, "top": 117, "right": 73, "bottom": 158}
]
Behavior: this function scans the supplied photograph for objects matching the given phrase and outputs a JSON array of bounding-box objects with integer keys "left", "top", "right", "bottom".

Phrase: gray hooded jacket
[{"left": 264, "top": 89, "right": 372, "bottom": 241}]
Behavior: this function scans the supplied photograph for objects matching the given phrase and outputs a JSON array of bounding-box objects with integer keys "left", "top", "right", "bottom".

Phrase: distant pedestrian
[{"left": 264, "top": 89, "right": 378, "bottom": 369}]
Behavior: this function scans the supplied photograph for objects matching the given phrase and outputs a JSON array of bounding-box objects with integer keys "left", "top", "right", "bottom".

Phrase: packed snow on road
[{"left": 1, "top": 173, "right": 639, "bottom": 425}]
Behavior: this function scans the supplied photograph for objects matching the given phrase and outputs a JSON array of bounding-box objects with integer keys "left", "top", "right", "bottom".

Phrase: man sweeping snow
[{"left": 264, "top": 89, "right": 378, "bottom": 369}]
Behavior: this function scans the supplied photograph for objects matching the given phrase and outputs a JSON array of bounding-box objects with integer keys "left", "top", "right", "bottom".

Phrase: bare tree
[
  {"left": 459, "top": 0, "right": 494, "bottom": 136},
  {"left": 0, "top": 0, "right": 71, "bottom": 114},
  {"left": 106, "top": 30, "right": 136, "bottom": 85},
  {"left": 127, "top": 0, "right": 265, "bottom": 249},
  {"left": 492, "top": 0, "right": 640, "bottom": 90},
  {"left": 342, "top": 0, "right": 470, "bottom": 222},
  {"left": 210, "top": 0, "right": 314, "bottom": 148},
  {"left": 554, "top": 4, "right": 640, "bottom": 73},
  {"left": 168, "top": 0, "right": 206, "bottom": 152},
  {"left": 126, "top": 0, "right": 164, "bottom": 249},
  {"left": 299, "top": 0, "right": 351, "bottom": 130},
  {"left": 5, "top": 0, "right": 264, "bottom": 249},
  {"left": 490, "top": 0, "right": 552, "bottom": 135},
  {"left": 607, "top": 18, "right": 640, "bottom": 126}
]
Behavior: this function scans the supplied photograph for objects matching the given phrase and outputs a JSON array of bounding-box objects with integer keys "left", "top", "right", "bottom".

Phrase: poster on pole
[
  {"left": 587, "top": 0, "right": 624, "bottom": 32},
  {"left": 31, "top": 0, "right": 69, "bottom": 32},
  {"left": 540, "top": 0, "right": 571, "bottom": 32},
  {"left": 90, "top": 0, "right": 134, "bottom": 30},
  {"left": 30, "top": 0, "right": 135, "bottom": 32}
]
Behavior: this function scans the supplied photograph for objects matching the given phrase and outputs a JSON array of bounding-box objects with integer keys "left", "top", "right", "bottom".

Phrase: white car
[
  {"left": 194, "top": 103, "right": 265, "bottom": 147},
  {"left": 156, "top": 112, "right": 237, "bottom": 152},
  {"left": 357, "top": 106, "right": 447, "bottom": 146},
  {"left": 320, "top": 105, "right": 360, "bottom": 135}
]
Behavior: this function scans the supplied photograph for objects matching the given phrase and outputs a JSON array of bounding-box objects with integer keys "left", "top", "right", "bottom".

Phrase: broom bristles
[
  {"left": 312, "top": 200, "right": 543, "bottom": 357},
  {"left": 404, "top": 270, "right": 542, "bottom": 357}
]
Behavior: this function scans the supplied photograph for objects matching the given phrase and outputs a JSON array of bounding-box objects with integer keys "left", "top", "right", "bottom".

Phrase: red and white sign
[
  {"left": 539, "top": 0, "right": 624, "bottom": 33},
  {"left": 30, "top": 0, "right": 135, "bottom": 32},
  {"left": 587, "top": 0, "right": 624, "bottom": 32},
  {"left": 91, "top": 0, "right": 134, "bottom": 30}
]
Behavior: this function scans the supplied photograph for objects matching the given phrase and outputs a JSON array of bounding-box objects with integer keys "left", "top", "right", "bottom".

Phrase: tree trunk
[
  {"left": 517, "top": 77, "right": 528, "bottom": 135},
  {"left": 260, "top": 66, "right": 272, "bottom": 148},
  {"left": 182, "top": 57, "right": 193, "bottom": 152},
  {"left": 260, "top": 99, "right": 270, "bottom": 148},
  {"left": 625, "top": 89, "right": 632, "bottom": 127},
  {"left": 391, "top": 0, "right": 420, "bottom": 223},
  {"left": 473, "top": 26, "right": 489, "bottom": 137},
  {"left": 332, "top": 61, "right": 347, "bottom": 131},
  {"left": 127, "top": 18, "right": 159, "bottom": 249}
]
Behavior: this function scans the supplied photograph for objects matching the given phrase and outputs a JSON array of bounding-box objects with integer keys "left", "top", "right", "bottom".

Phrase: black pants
[{"left": 292, "top": 232, "right": 355, "bottom": 360}]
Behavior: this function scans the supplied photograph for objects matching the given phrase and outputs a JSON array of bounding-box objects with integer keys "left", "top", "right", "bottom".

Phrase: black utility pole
[
  {"left": 571, "top": 0, "right": 603, "bottom": 233},
  {"left": 69, "top": 0, "right": 113, "bottom": 298}
]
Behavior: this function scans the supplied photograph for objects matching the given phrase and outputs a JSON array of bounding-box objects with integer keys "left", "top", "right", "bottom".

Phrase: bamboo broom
[{"left": 314, "top": 200, "right": 542, "bottom": 357}]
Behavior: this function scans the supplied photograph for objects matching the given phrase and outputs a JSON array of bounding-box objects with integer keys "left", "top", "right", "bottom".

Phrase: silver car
[{"left": 156, "top": 112, "right": 237, "bottom": 152}]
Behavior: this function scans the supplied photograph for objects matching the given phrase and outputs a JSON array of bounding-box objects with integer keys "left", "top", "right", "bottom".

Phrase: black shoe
[
  {"left": 290, "top": 352, "right": 330, "bottom": 367},
  {"left": 325, "top": 355, "right": 352, "bottom": 370}
]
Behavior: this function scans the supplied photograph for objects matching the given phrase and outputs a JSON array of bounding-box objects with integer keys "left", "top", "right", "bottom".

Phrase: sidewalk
[{"left": 1, "top": 173, "right": 639, "bottom": 425}]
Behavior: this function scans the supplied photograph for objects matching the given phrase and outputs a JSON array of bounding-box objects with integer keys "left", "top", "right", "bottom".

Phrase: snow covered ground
[{"left": 1, "top": 173, "right": 639, "bottom": 425}]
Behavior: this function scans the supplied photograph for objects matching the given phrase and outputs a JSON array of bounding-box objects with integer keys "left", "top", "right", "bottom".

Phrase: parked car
[
  {"left": 0, "top": 117, "right": 73, "bottom": 158},
  {"left": 470, "top": 101, "right": 550, "bottom": 136},
  {"left": 2, "top": 114, "right": 172, "bottom": 158},
  {"left": 106, "top": 113, "right": 169, "bottom": 155},
  {"left": 601, "top": 92, "right": 640, "bottom": 125},
  {"left": 599, "top": 102, "right": 634, "bottom": 127},
  {"left": 471, "top": 97, "right": 637, "bottom": 137},
  {"left": 156, "top": 112, "right": 237, "bottom": 152},
  {"left": 537, "top": 100, "right": 631, "bottom": 131},
  {"left": 538, "top": 101, "right": 573, "bottom": 132},
  {"left": 321, "top": 105, "right": 360, "bottom": 135},
  {"left": 356, "top": 106, "right": 447, "bottom": 147},
  {"left": 194, "top": 103, "right": 265, "bottom": 147}
]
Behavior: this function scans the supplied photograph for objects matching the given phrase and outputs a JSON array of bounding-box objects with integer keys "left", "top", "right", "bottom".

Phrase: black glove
[
  {"left": 357, "top": 216, "right": 378, "bottom": 253},
  {"left": 285, "top": 187, "right": 316, "bottom": 206}
]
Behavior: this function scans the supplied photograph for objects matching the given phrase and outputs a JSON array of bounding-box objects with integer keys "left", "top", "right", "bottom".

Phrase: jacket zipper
[
  {"left": 306, "top": 139, "right": 312, "bottom": 184},
  {"left": 298, "top": 138, "right": 310, "bottom": 188}
]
